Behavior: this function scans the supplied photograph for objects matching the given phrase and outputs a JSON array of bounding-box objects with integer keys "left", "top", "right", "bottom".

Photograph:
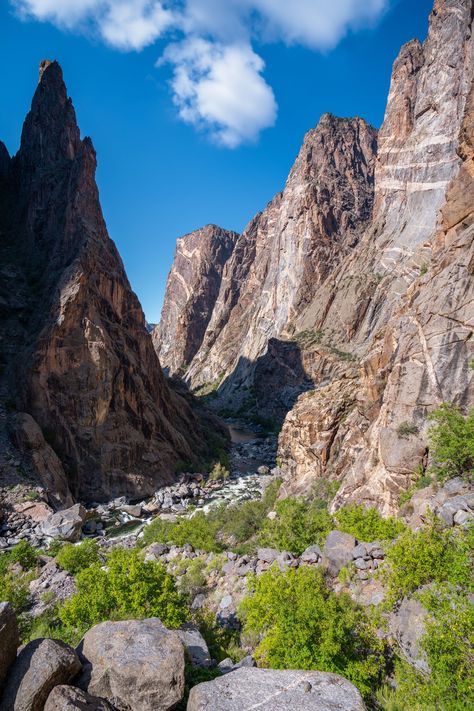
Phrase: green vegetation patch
[
  {"left": 335, "top": 504, "right": 406, "bottom": 542},
  {"left": 239, "top": 566, "right": 385, "bottom": 701}
]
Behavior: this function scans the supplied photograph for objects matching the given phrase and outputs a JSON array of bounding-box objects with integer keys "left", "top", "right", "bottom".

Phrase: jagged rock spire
[{"left": 18, "top": 60, "right": 80, "bottom": 173}]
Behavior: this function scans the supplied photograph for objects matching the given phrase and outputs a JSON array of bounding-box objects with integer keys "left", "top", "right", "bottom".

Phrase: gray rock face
[
  {"left": 0, "top": 638, "right": 81, "bottom": 711},
  {"left": 44, "top": 686, "right": 115, "bottom": 711},
  {"left": 0, "top": 602, "right": 19, "bottom": 685},
  {"left": 187, "top": 668, "right": 366, "bottom": 711},
  {"left": 153, "top": 224, "right": 239, "bottom": 377},
  {"left": 41, "top": 504, "right": 86, "bottom": 542},
  {"left": 323, "top": 530, "right": 357, "bottom": 575},
  {"left": 389, "top": 597, "right": 429, "bottom": 673},
  {"left": 79, "top": 618, "right": 185, "bottom": 711}
]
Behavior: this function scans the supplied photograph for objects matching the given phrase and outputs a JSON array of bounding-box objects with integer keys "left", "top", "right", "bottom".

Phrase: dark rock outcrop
[{"left": 0, "top": 60, "right": 219, "bottom": 503}]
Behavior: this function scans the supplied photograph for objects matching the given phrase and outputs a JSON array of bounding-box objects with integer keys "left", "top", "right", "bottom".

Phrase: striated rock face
[
  {"left": 158, "top": 0, "right": 474, "bottom": 513},
  {"left": 184, "top": 114, "right": 377, "bottom": 390},
  {"left": 152, "top": 224, "right": 239, "bottom": 376},
  {"left": 279, "top": 0, "right": 474, "bottom": 513},
  {"left": 0, "top": 61, "right": 218, "bottom": 503}
]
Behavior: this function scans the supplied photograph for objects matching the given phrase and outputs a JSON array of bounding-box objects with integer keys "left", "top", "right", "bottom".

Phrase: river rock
[
  {"left": 0, "top": 638, "right": 81, "bottom": 711},
  {"left": 187, "top": 668, "right": 366, "bottom": 710},
  {"left": 78, "top": 618, "right": 185, "bottom": 711},
  {"left": 44, "top": 685, "right": 115, "bottom": 711},
  {"left": 0, "top": 602, "right": 19, "bottom": 684}
]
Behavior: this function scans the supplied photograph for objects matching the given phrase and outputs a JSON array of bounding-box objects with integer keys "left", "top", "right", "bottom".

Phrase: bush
[
  {"left": 240, "top": 566, "right": 385, "bottom": 700},
  {"left": 381, "top": 520, "right": 473, "bottom": 606},
  {"left": 55, "top": 540, "right": 101, "bottom": 575},
  {"left": 218, "top": 479, "right": 282, "bottom": 551},
  {"left": 428, "top": 403, "right": 474, "bottom": 480},
  {"left": 209, "top": 462, "right": 230, "bottom": 481},
  {"left": 396, "top": 421, "right": 419, "bottom": 439},
  {"left": 335, "top": 504, "right": 405, "bottom": 542},
  {"left": 258, "top": 498, "right": 333, "bottom": 555},
  {"left": 142, "top": 480, "right": 282, "bottom": 554},
  {"left": 0, "top": 542, "right": 39, "bottom": 631},
  {"left": 381, "top": 586, "right": 474, "bottom": 709},
  {"left": 58, "top": 548, "right": 189, "bottom": 642},
  {"left": 142, "top": 512, "right": 222, "bottom": 552},
  {"left": 6, "top": 540, "right": 38, "bottom": 570}
]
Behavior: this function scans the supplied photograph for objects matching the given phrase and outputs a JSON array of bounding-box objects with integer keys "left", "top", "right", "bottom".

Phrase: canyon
[{"left": 154, "top": 0, "right": 474, "bottom": 514}]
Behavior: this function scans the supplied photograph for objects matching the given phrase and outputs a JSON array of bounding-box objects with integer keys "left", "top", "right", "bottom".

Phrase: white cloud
[
  {"left": 13, "top": 1, "right": 174, "bottom": 48},
  {"left": 12, "top": 0, "right": 389, "bottom": 146},
  {"left": 162, "top": 39, "right": 277, "bottom": 147}
]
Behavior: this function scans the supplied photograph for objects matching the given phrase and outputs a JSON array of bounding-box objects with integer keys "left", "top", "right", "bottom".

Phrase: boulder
[
  {"left": 177, "top": 625, "right": 212, "bottom": 668},
  {"left": 187, "top": 668, "right": 366, "bottom": 710},
  {"left": 323, "top": 531, "right": 356, "bottom": 575},
  {"left": 389, "top": 597, "right": 429, "bottom": 673},
  {"left": 44, "top": 685, "right": 115, "bottom": 710},
  {"left": 300, "top": 545, "right": 322, "bottom": 564},
  {"left": 0, "top": 602, "right": 20, "bottom": 684},
  {"left": 0, "top": 638, "right": 81, "bottom": 711},
  {"left": 41, "top": 504, "right": 86, "bottom": 542},
  {"left": 78, "top": 618, "right": 185, "bottom": 711},
  {"left": 256, "top": 548, "right": 279, "bottom": 564}
]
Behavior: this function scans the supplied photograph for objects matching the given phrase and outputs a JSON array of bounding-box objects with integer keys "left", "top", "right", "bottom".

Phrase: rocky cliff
[
  {"left": 0, "top": 61, "right": 220, "bottom": 504},
  {"left": 156, "top": 0, "right": 474, "bottom": 513},
  {"left": 182, "top": 114, "right": 378, "bottom": 391},
  {"left": 152, "top": 224, "right": 239, "bottom": 377}
]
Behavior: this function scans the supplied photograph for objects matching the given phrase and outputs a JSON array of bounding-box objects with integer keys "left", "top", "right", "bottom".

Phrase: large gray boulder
[
  {"left": 44, "top": 686, "right": 115, "bottom": 710},
  {"left": 0, "top": 638, "right": 81, "bottom": 711},
  {"left": 322, "top": 530, "right": 356, "bottom": 575},
  {"left": 187, "top": 668, "right": 366, "bottom": 710},
  {"left": 41, "top": 504, "right": 86, "bottom": 542},
  {"left": 0, "top": 602, "right": 19, "bottom": 685},
  {"left": 78, "top": 618, "right": 185, "bottom": 711},
  {"left": 389, "top": 596, "right": 429, "bottom": 673}
]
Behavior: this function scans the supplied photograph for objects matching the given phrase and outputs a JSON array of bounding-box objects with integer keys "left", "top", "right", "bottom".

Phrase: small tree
[{"left": 428, "top": 403, "right": 474, "bottom": 480}]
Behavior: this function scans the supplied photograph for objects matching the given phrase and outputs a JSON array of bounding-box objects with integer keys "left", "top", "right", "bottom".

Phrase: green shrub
[
  {"left": 258, "top": 498, "right": 333, "bottom": 555},
  {"left": 6, "top": 540, "right": 38, "bottom": 570},
  {"left": 381, "top": 521, "right": 473, "bottom": 606},
  {"left": 218, "top": 479, "right": 282, "bottom": 551},
  {"left": 55, "top": 540, "right": 101, "bottom": 575},
  {"left": 396, "top": 421, "right": 419, "bottom": 439},
  {"left": 0, "top": 542, "right": 39, "bottom": 631},
  {"left": 335, "top": 504, "right": 405, "bottom": 542},
  {"left": 176, "top": 557, "right": 207, "bottom": 597},
  {"left": 428, "top": 403, "right": 474, "bottom": 480},
  {"left": 209, "top": 462, "right": 230, "bottom": 481},
  {"left": 58, "top": 548, "right": 189, "bottom": 642},
  {"left": 240, "top": 566, "right": 385, "bottom": 700},
  {"left": 142, "top": 480, "right": 282, "bottom": 554},
  {"left": 380, "top": 586, "right": 474, "bottom": 710},
  {"left": 142, "top": 512, "right": 223, "bottom": 552}
]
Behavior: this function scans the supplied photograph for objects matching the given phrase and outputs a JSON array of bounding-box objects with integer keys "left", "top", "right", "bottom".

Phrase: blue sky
[{"left": 0, "top": 0, "right": 433, "bottom": 322}]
